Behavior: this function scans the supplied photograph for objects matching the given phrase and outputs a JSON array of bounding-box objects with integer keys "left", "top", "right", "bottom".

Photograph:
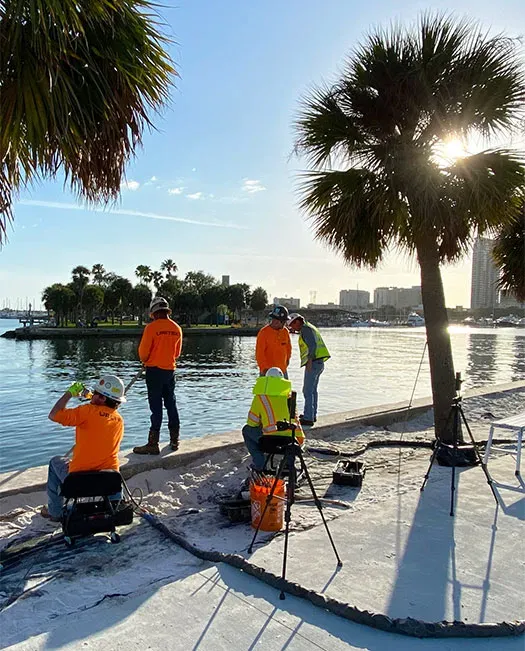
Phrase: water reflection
[
  {"left": 466, "top": 334, "right": 498, "bottom": 385},
  {"left": 512, "top": 337, "right": 525, "bottom": 379}
]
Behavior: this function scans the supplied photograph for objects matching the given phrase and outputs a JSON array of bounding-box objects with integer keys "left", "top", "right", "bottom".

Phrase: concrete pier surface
[{"left": 1, "top": 381, "right": 524, "bottom": 650}]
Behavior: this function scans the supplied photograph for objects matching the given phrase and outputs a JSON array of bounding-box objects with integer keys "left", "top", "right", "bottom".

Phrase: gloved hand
[{"left": 67, "top": 381, "right": 84, "bottom": 397}]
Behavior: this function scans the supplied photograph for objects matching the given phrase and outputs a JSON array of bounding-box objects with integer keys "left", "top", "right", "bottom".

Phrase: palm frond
[
  {"left": 493, "top": 198, "right": 525, "bottom": 301},
  {"left": 299, "top": 168, "right": 407, "bottom": 267},
  {"left": 0, "top": 0, "right": 176, "bottom": 243},
  {"left": 294, "top": 86, "right": 363, "bottom": 168}
]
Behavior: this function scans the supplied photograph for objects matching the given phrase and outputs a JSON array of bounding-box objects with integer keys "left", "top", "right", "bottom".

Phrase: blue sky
[{"left": 1, "top": 0, "right": 524, "bottom": 310}]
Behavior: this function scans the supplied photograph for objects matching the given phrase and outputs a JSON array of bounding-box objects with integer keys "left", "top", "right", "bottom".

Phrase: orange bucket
[{"left": 250, "top": 478, "right": 285, "bottom": 531}]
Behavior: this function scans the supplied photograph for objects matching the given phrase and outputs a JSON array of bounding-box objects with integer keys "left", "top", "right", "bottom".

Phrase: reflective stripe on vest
[
  {"left": 298, "top": 321, "right": 331, "bottom": 367},
  {"left": 258, "top": 394, "right": 293, "bottom": 436}
]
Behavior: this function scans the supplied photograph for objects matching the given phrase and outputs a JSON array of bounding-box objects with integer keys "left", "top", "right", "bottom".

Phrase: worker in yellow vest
[
  {"left": 242, "top": 368, "right": 304, "bottom": 471},
  {"left": 287, "top": 313, "right": 330, "bottom": 426}
]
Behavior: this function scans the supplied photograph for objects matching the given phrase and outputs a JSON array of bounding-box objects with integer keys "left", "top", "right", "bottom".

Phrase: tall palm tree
[
  {"left": 0, "top": 0, "right": 175, "bottom": 243},
  {"left": 71, "top": 266, "right": 91, "bottom": 318},
  {"left": 493, "top": 198, "right": 525, "bottom": 302},
  {"left": 91, "top": 263, "right": 106, "bottom": 286},
  {"left": 151, "top": 271, "right": 164, "bottom": 292},
  {"left": 160, "top": 259, "right": 178, "bottom": 278},
  {"left": 135, "top": 265, "right": 153, "bottom": 285},
  {"left": 295, "top": 14, "right": 525, "bottom": 442}
]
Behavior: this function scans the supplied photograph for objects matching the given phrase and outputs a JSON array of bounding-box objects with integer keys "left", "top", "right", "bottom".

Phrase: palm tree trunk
[{"left": 416, "top": 237, "right": 457, "bottom": 443}]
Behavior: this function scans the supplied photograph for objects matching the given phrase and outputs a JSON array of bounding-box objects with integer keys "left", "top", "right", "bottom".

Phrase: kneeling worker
[
  {"left": 242, "top": 367, "right": 304, "bottom": 472},
  {"left": 41, "top": 375, "right": 126, "bottom": 522}
]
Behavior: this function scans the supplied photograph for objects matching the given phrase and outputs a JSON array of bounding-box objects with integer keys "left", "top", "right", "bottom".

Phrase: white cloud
[
  {"left": 186, "top": 192, "right": 203, "bottom": 200},
  {"left": 122, "top": 180, "right": 140, "bottom": 191},
  {"left": 168, "top": 187, "right": 184, "bottom": 195},
  {"left": 192, "top": 168, "right": 197, "bottom": 172},
  {"left": 19, "top": 200, "right": 248, "bottom": 230},
  {"left": 150, "top": 176, "right": 157, "bottom": 182},
  {"left": 242, "top": 179, "right": 266, "bottom": 194}
]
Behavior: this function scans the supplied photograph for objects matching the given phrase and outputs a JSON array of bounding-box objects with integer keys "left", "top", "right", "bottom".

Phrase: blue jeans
[
  {"left": 47, "top": 456, "right": 70, "bottom": 518},
  {"left": 146, "top": 366, "right": 180, "bottom": 433},
  {"left": 242, "top": 425, "right": 266, "bottom": 471},
  {"left": 302, "top": 359, "right": 325, "bottom": 421}
]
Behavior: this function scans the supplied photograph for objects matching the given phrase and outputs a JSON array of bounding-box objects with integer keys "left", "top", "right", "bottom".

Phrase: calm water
[{"left": 1, "top": 318, "right": 524, "bottom": 471}]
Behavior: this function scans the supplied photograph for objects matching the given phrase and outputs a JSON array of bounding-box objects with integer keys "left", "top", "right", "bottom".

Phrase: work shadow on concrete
[
  {"left": 193, "top": 564, "right": 515, "bottom": 651},
  {"left": 492, "top": 481, "right": 525, "bottom": 520},
  {"left": 0, "top": 521, "right": 204, "bottom": 651},
  {"left": 387, "top": 467, "right": 500, "bottom": 624}
]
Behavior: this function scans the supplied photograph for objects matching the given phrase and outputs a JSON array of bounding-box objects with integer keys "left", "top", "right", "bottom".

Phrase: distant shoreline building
[
  {"left": 339, "top": 289, "right": 370, "bottom": 309},
  {"left": 470, "top": 238, "right": 499, "bottom": 310},
  {"left": 373, "top": 286, "right": 422, "bottom": 310},
  {"left": 274, "top": 297, "right": 300, "bottom": 309}
]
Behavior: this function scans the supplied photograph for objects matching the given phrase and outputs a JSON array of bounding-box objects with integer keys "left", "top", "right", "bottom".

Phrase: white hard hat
[
  {"left": 265, "top": 367, "right": 284, "bottom": 378},
  {"left": 94, "top": 374, "right": 127, "bottom": 403},
  {"left": 287, "top": 312, "right": 303, "bottom": 325},
  {"left": 149, "top": 296, "right": 171, "bottom": 314}
]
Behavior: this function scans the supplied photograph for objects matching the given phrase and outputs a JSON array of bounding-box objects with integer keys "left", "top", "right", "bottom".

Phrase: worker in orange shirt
[
  {"left": 41, "top": 375, "right": 126, "bottom": 522},
  {"left": 133, "top": 297, "right": 183, "bottom": 455},
  {"left": 255, "top": 305, "right": 292, "bottom": 378}
]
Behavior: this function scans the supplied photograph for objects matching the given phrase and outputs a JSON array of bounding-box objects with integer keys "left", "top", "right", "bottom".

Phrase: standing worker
[
  {"left": 41, "top": 375, "right": 126, "bottom": 521},
  {"left": 133, "top": 297, "right": 183, "bottom": 455},
  {"left": 255, "top": 305, "right": 292, "bottom": 377},
  {"left": 286, "top": 313, "right": 330, "bottom": 426}
]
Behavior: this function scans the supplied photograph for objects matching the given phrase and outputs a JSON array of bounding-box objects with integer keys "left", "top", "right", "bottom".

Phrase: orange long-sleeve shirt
[
  {"left": 54, "top": 404, "right": 124, "bottom": 472},
  {"left": 255, "top": 324, "right": 292, "bottom": 374},
  {"left": 138, "top": 317, "right": 183, "bottom": 370}
]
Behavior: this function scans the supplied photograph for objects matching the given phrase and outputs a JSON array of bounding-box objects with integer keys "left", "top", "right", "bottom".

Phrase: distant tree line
[{"left": 42, "top": 261, "right": 269, "bottom": 327}]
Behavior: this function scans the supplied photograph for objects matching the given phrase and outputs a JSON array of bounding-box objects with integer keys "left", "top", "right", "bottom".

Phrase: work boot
[
  {"left": 133, "top": 430, "right": 160, "bottom": 455},
  {"left": 169, "top": 429, "right": 180, "bottom": 452}
]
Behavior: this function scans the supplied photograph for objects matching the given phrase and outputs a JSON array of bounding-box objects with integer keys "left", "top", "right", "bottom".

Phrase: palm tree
[
  {"left": 493, "top": 198, "right": 525, "bottom": 302},
  {"left": 71, "top": 266, "right": 91, "bottom": 319},
  {"left": 0, "top": 0, "right": 175, "bottom": 243},
  {"left": 135, "top": 265, "right": 153, "bottom": 285},
  {"left": 160, "top": 259, "right": 178, "bottom": 278},
  {"left": 91, "top": 264, "right": 106, "bottom": 286},
  {"left": 151, "top": 271, "right": 164, "bottom": 292},
  {"left": 294, "top": 14, "right": 525, "bottom": 442}
]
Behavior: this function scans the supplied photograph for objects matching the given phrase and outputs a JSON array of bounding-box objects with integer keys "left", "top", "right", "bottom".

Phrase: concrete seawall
[{"left": 1, "top": 380, "right": 523, "bottom": 502}]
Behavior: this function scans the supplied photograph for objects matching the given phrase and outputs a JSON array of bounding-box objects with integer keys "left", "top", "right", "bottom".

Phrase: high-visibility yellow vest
[
  {"left": 298, "top": 321, "right": 331, "bottom": 367},
  {"left": 246, "top": 376, "right": 304, "bottom": 442}
]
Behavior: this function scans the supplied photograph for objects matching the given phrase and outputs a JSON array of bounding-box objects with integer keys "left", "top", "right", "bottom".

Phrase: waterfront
[{"left": 0, "top": 318, "right": 524, "bottom": 471}]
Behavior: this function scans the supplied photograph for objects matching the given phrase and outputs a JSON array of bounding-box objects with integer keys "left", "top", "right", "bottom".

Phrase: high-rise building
[
  {"left": 373, "top": 286, "right": 422, "bottom": 309},
  {"left": 339, "top": 289, "right": 370, "bottom": 308},
  {"left": 221, "top": 275, "right": 230, "bottom": 287},
  {"left": 470, "top": 238, "right": 499, "bottom": 310}
]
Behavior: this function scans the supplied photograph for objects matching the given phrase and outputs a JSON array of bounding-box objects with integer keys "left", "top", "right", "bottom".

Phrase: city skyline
[{"left": 1, "top": 1, "right": 523, "bottom": 310}]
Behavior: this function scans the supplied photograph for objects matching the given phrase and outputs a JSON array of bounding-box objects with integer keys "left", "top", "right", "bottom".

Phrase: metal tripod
[
  {"left": 247, "top": 424, "right": 343, "bottom": 599},
  {"left": 420, "top": 373, "right": 498, "bottom": 516}
]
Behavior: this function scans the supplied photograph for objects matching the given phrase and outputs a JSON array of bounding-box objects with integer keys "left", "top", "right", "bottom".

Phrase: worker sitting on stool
[
  {"left": 242, "top": 368, "right": 304, "bottom": 472},
  {"left": 41, "top": 375, "right": 126, "bottom": 522}
]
